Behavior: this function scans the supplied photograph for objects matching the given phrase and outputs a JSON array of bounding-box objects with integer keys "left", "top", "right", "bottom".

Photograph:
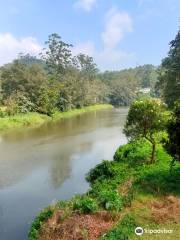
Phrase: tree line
[
  {"left": 0, "top": 33, "right": 158, "bottom": 117},
  {"left": 125, "top": 29, "right": 180, "bottom": 164}
]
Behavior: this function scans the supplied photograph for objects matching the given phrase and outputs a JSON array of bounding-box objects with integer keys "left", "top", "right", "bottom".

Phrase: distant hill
[{"left": 100, "top": 64, "right": 158, "bottom": 89}]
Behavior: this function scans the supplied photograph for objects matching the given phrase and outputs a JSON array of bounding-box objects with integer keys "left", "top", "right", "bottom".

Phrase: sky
[{"left": 0, "top": 0, "right": 180, "bottom": 70}]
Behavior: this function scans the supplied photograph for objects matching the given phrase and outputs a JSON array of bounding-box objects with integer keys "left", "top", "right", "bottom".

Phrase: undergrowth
[{"left": 28, "top": 138, "right": 179, "bottom": 240}]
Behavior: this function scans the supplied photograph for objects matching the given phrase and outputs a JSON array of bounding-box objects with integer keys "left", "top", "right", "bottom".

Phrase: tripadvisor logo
[
  {"left": 135, "top": 227, "right": 144, "bottom": 236},
  {"left": 135, "top": 227, "right": 173, "bottom": 236}
]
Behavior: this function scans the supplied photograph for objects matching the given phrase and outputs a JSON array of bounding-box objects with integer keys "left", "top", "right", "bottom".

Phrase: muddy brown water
[{"left": 0, "top": 108, "right": 128, "bottom": 240}]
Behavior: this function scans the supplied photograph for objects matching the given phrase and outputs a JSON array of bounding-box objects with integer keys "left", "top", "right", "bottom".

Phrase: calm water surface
[{"left": 0, "top": 108, "right": 128, "bottom": 240}]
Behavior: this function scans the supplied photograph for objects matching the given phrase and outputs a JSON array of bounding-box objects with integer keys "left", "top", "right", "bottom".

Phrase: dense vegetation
[
  {"left": 28, "top": 137, "right": 180, "bottom": 240},
  {"left": 28, "top": 28, "right": 180, "bottom": 240},
  {"left": 156, "top": 30, "right": 180, "bottom": 107},
  {"left": 0, "top": 33, "right": 158, "bottom": 123}
]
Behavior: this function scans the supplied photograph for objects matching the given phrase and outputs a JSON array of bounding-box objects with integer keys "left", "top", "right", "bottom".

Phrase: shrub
[
  {"left": 4, "top": 91, "right": 34, "bottom": 115},
  {"left": 86, "top": 160, "right": 127, "bottom": 184},
  {"left": 86, "top": 160, "right": 115, "bottom": 184},
  {"left": 28, "top": 207, "right": 53, "bottom": 240},
  {"left": 0, "top": 107, "right": 8, "bottom": 118},
  {"left": 114, "top": 140, "right": 152, "bottom": 166},
  {"left": 73, "top": 195, "right": 98, "bottom": 214},
  {"left": 97, "top": 189, "right": 123, "bottom": 211}
]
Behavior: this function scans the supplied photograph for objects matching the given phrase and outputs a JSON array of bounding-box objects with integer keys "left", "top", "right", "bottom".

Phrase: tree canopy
[
  {"left": 156, "top": 30, "right": 180, "bottom": 107},
  {"left": 124, "top": 98, "right": 168, "bottom": 163}
]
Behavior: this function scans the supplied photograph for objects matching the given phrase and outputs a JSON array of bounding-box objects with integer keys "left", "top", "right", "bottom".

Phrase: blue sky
[{"left": 0, "top": 0, "right": 180, "bottom": 70}]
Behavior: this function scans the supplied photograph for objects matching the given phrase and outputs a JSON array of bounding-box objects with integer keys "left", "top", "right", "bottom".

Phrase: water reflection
[{"left": 0, "top": 108, "right": 128, "bottom": 240}]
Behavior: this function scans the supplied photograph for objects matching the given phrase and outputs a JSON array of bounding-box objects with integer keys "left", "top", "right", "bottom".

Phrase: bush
[
  {"left": 0, "top": 107, "right": 8, "bottom": 118},
  {"left": 73, "top": 195, "right": 98, "bottom": 214},
  {"left": 114, "top": 139, "right": 152, "bottom": 166},
  {"left": 135, "top": 161, "right": 180, "bottom": 195},
  {"left": 86, "top": 160, "right": 126, "bottom": 184},
  {"left": 97, "top": 189, "right": 123, "bottom": 211},
  {"left": 28, "top": 207, "right": 53, "bottom": 240},
  {"left": 4, "top": 91, "right": 34, "bottom": 116}
]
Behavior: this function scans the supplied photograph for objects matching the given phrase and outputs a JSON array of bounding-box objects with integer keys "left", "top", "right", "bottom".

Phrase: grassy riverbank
[
  {"left": 52, "top": 104, "right": 113, "bottom": 120},
  {"left": 28, "top": 139, "right": 180, "bottom": 240},
  {"left": 0, "top": 104, "right": 112, "bottom": 132}
]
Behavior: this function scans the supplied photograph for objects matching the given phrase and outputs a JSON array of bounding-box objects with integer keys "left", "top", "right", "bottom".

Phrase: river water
[{"left": 0, "top": 108, "right": 128, "bottom": 240}]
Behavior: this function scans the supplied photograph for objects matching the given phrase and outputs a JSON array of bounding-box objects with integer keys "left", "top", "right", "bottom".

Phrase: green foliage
[
  {"left": 101, "top": 214, "right": 136, "bottom": 240},
  {"left": 124, "top": 98, "right": 168, "bottom": 163},
  {"left": 114, "top": 139, "right": 152, "bottom": 165},
  {"left": 1, "top": 61, "right": 47, "bottom": 102},
  {"left": 29, "top": 135, "right": 179, "bottom": 240},
  {"left": 0, "top": 108, "right": 7, "bottom": 118},
  {"left": 36, "top": 84, "right": 60, "bottom": 116},
  {"left": 108, "top": 77, "right": 137, "bottom": 106},
  {"left": 0, "top": 105, "right": 111, "bottom": 131},
  {"left": 0, "top": 112, "right": 50, "bottom": 131},
  {"left": 165, "top": 100, "right": 180, "bottom": 162},
  {"left": 100, "top": 64, "right": 158, "bottom": 106},
  {"left": 133, "top": 145, "right": 180, "bottom": 195},
  {"left": 73, "top": 195, "right": 98, "bottom": 214},
  {"left": 74, "top": 53, "right": 99, "bottom": 78},
  {"left": 28, "top": 208, "right": 53, "bottom": 240},
  {"left": 124, "top": 98, "right": 167, "bottom": 140},
  {"left": 86, "top": 160, "right": 121, "bottom": 184},
  {"left": 97, "top": 189, "right": 123, "bottom": 211},
  {"left": 42, "top": 33, "right": 72, "bottom": 76},
  {"left": 5, "top": 91, "right": 35, "bottom": 115},
  {"left": 156, "top": 30, "right": 180, "bottom": 107}
]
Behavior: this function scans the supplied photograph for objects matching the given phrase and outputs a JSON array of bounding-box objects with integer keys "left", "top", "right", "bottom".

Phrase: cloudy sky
[{"left": 0, "top": 0, "right": 180, "bottom": 70}]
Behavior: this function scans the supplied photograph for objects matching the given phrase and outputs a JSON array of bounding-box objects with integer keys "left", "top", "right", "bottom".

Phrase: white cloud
[
  {"left": 102, "top": 7, "right": 133, "bottom": 50},
  {"left": 72, "top": 8, "right": 134, "bottom": 70},
  {"left": 96, "top": 49, "right": 135, "bottom": 70},
  {"left": 98, "top": 8, "right": 134, "bottom": 70},
  {"left": 0, "top": 33, "right": 42, "bottom": 66},
  {"left": 74, "top": 0, "right": 97, "bottom": 12},
  {"left": 72, "top": 41, "right": 95, "bottom": 56}
]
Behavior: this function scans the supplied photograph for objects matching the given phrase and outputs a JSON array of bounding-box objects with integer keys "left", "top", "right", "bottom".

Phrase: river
[{"left": 0, "top": 108, "right": 128, "bottom": 240}]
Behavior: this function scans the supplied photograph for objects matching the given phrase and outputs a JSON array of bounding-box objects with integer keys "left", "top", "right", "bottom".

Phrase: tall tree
[
  {"left": 41, "top": 33, "right": 73, "bottom": 77},
  {"left": 74, "top": 54, "right": 99, "bottom": 78},
  {"left": 156, "top": 29, "right": 180, "bottom": 107},
  {"left": 124, "top": 98, "right": 167, "bottom": 163},
  {"left": 165, "top": 100, "right": 180, "bottom": 163}
]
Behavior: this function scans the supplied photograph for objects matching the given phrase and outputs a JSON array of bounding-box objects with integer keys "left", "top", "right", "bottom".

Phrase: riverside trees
[
  {"left": 156, "top": 30, "right": 180, "bottom": 107},
  {"left": 0, "top": 33, "right": 158, "bottom": 117},
  {"left": 124, "top": 98, "right": 168, "bottom": 163},
  {"left": 0, "top": 34, "right": 107, "bottom": 116}
]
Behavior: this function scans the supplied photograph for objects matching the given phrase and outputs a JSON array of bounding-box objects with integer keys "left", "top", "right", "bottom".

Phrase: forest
[{"left": 0, "top": 33, "right": 158, "bottom": 120}]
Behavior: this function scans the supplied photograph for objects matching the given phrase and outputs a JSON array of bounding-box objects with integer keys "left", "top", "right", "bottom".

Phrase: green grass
[
  {"left": 28, "top": 138, "right": 180, "bottom": 240},
  {"left": 0, "top": 112, "right": 50, "bottom": 132},
  {"left": 0, "top": 104, "right": 113, "bottom": 132},
  {"left": 52, "top": 104, "right": 113, "bottom": 120}
]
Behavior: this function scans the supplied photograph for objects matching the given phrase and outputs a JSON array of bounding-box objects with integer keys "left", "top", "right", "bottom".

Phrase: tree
[
  {"left": 74, "top": 54, "right": 99, "bottom": 78},
  {"left": 109, "top": 76, "right": 137, "bottom": 106},
  {"left": 1, "top": 60, "right": 48, "bottom": 113},
  {"left": 124, "top": 98, "right": 167, "bottom": 163},
  {"left": 36, "top": 84, "right": 60, "bottom": 116},
  {"left": 156, "top": 29, "right": 180, "bottom": 107},
  {"left": 41, "top": 33, "right": 73, "bottom": 77},
  {"left": 17, "top": 53, "right": 45, "bottom": 67},
  {"left": 165, "top": 100, "right": 180, "bottom": 163}
]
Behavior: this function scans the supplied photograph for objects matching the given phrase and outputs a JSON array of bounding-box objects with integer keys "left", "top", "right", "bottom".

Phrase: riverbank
[
  {"left": 0, "top": 104, "right": 113, "bottom": 132},
  {"left": 28, "top": 139, "right": 180, "bottom": 240}
]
